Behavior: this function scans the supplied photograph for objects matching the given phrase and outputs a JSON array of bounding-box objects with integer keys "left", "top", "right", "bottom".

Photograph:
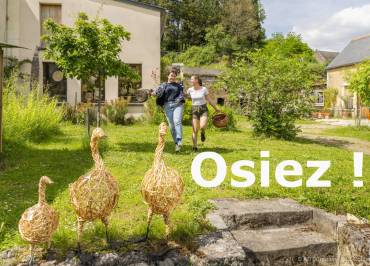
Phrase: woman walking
[
  {"left": 152, "top": 69, "right": 185, "bottom": 152},
  {"left": 187, "top": 75, "right": 219, "bottom": 151}
]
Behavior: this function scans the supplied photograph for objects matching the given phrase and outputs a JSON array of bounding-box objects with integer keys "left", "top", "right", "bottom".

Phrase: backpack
[{"left": 155, "top": 83, "right": 167, "bottom": 107}]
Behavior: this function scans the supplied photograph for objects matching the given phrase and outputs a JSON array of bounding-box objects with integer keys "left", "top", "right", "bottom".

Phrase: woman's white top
[{"left": 187, "top": 86, "right": 209, "bottom": 106}]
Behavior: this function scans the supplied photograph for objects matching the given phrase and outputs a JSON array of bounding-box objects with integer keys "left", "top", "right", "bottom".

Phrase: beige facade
[
  {"left": 0, "top": 0, "right": 162, "bottom": 107},
  {"left": 327, "top": 65, "right": 357, "bottom": 117}
]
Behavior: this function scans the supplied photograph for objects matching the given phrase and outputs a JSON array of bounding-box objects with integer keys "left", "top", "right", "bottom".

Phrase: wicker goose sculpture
[
  {"left": 19, "top": 176, "right": 59, "bottom": 264},
  {"left": 69, "top": 128, "right": 119, "bottom": 250},
  {"left": 141, "top": 122, "right": 184, "bottom": 239}
]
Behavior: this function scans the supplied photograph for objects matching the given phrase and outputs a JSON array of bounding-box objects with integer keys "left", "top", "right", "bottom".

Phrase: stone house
[
  {"left": 312, "top": 50, "right": 338, "bottom": 111},
  {"left": 0, "top": 0, "right": 165, "bottom": 115},
  {"left": 327, "top": 34, "right": 370, "bottom": 118}
]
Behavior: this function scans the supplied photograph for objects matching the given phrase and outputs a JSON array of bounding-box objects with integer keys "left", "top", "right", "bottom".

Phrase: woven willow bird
[
  {"left": 19, "top": 176, "right": 59, "bottom": 264},
  {"left": 69, "top": 128, "right": 119, "bottom": 250},
  {"left": 141, "top": 122, "right": 184, "bottom": 239}
]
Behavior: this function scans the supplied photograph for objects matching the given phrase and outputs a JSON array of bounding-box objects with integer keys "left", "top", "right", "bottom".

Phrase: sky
[{"left": 260, "top": 0, "right": 370, "bottom": 52}]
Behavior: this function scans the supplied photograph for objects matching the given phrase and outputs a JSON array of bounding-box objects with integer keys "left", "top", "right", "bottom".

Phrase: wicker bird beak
[
  {"left": 41, "top": 176, "right": 54, "bottom": 185},
  {"left": 92, "top": 127, "right": 107, "bottom": 139}
]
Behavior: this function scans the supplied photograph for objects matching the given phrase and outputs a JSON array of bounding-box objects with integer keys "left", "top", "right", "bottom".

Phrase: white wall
[{"left": 7, "top": 0, "right": 161, "bottom": 105}]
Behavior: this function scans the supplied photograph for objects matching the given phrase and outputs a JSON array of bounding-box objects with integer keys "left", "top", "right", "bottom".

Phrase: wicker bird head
[
  {"left": 159, "top": 122, "right": 167, "bottom": 137},
  {"left": 92, "top": 128, "right": 107, "bottom": 141},
  {"left": 40, "top": 176, "right": 53, "bottom": 185}
]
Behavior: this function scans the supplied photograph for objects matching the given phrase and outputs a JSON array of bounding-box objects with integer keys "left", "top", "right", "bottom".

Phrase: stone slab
[
  {"left": 210, "top": 198, "right": 313, "bottom": 230},
  {"left": 232, "top": 226, "right": 337, "bottom": 265}
]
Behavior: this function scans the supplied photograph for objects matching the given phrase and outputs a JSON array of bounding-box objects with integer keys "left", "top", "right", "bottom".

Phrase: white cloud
[{"left": 292, "top": 4, "right": 370, "bottom": 51}]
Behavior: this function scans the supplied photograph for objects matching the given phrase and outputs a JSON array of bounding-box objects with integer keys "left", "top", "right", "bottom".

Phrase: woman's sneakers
[
  {"left": 192, "top": 147, "right": 198, "bottom": 152},
  {"left": 201, "top": 131, "right": 206, "bottom": 142},
  {"left": 175, "top": 144, "right": 181, "bottom": 152}
]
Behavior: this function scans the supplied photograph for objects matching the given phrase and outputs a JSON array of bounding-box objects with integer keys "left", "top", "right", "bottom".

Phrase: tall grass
[{"left": 3, "top": 75, "right": 63, "bottom": 143}]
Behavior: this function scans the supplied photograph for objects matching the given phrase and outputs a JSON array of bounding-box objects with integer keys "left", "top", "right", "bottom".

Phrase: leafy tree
[
  {"left": 263, "top": 33, "right": 315, "bottom": 60},
  {"left": 221, "top": 0, "right": 265, "bottom": 49},
  {"left": 348, "top": 60, "right": 370, "bottom": 106},
  {"left": 217, "top": 51, "right": 315, "bottom": 140},
  {"left": 42, "top": 12, "right": 138, "bottom": 125},
  {"left": 205, "top": 24, "right": 239, "bottom": 58}
]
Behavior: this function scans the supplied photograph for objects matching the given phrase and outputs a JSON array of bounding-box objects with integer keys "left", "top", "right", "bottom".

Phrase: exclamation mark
[{"left": 354, "top": 152, "right": 364, "bottom": 187}]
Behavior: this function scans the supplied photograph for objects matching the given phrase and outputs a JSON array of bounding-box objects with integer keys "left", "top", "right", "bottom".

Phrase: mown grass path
[{"left": 0, "top": 121, "right": 369, "bottom": 253}]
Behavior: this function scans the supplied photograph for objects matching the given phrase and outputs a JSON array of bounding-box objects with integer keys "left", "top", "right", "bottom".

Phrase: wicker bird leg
[
  {"left": 28, "top": 244, "right": 35, "bottom": 265},
  {"left": 76, "top": 219, "right": 85, "bottom": 252},
  {"left": 145, "top": 208, "right": 154, "bottom": 240},
  {"left": 101, "top": 217, "right": 110, "bottom": 244},
  {"left": 163, "top": 213, "right": 171, "bottom": 238}
]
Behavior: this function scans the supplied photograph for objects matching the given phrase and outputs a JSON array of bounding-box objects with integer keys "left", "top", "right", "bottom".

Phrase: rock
[
  {"left": 338, "top": 224, "right": 370, "bottom": 265},
  {"left": 40, "top": 260, "right": 58, "bottom": 266},
  {"left": 120, "top": 251, "right": 149, "bottom": 266},
  {"left": 94, "top": 253, "right": 121, "bottom": 266},
  {"left": 191, "top": 231, "right": 246, "bottom": 265}
]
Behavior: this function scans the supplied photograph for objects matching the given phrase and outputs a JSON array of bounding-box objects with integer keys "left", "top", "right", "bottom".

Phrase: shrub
[
  {"left": 217, "top": 51, "right": 315, "bottom": 140},
  {"left": 145, "top": 97, "right": 166, "bottom": 124},
  {"left": 3, "top": 75, "right": 63, "bottom": 143},
  {"left": 102, "top": 98, "right": 130, "bottom": 125}
]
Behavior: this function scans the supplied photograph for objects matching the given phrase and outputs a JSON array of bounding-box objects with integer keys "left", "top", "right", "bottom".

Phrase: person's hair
[
  {"left": 169, "top": 68, "right": 178, "bottom": 76},
  {"left": 192, "top": 75, "right": 203, "bottom": 86}
]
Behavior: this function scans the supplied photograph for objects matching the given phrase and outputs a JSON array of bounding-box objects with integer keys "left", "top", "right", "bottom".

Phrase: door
[{"left": 43, "top": 62, "right": 67, "bottom": 102}]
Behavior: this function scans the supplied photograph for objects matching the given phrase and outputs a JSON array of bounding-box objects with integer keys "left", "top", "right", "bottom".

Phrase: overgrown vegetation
[
  {"left": 3, "top": 75, "right": 63, "bottom": 144},
  {"left": 217, "top": 34, "right": 319, "bottom": 140}
]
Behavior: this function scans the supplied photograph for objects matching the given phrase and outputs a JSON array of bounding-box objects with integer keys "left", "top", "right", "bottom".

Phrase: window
[
  {"left": 40, "top": 4, "right": 61, "bottom": 37},
  {"left": 81, "top": 77, "right": 105, "bottom": 103},
  {"left": 43, "top": 62, "right": 67, "bottom": 102},
  {"left": 314, "top": 90, "right": 324, "bottom": 107},
  {"left": 217, "top": 98, "right": 225, "bottom": 106},
  {"left": 118, "top": 64, "right": 142, "bottom": 103}
]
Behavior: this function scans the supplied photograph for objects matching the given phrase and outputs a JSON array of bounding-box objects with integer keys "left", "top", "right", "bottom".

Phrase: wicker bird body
[
  {"left": 69, "top": 128, "right": 119, "bottom": 248},
  {"left": 141, "top": 123, "right": 184, "bottom": 238},
  {"left": 19, "top": 176, "right": 59, "bottom": 262}
]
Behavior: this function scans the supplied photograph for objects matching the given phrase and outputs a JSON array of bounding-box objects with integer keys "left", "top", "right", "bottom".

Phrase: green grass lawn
[
  {"left": 322, "top": 126, "right": 370, "bottom": 142},
  {"left": 0, "top": 121, "right": 369, "bottom": 254}
]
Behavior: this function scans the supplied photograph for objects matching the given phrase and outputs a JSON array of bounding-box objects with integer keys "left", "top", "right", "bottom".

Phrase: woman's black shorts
[{"left": 192, "top": 104, "right": 208, "bottom": 119}]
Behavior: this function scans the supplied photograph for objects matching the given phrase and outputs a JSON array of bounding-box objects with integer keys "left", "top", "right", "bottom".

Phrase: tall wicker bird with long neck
[
  {"left": 69, "top": 128, "right": 119, "bottom": 250},
  {"left": 141, "top": 122, "right": 184, "bottom": 239},
  {"left": 19, "top": 176, "right": 59, "bottom": 264}
]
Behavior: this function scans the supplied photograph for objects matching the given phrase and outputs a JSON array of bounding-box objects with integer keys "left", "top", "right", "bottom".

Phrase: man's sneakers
[
  {"left": 201, "top": 131, "right": 206, "bottom": 142},
  {"left": 175, "top": 140, "right": 182, "bottom": 152}
]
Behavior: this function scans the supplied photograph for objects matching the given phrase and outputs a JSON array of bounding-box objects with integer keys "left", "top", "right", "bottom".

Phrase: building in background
[
  {"left": 0, "top": 0, "right": 165, "bottom": 115},
  {"left": 313, "top": 50, "right": 339, "bottom": 111},
  {"left": 327, "top": 34, "right": 370, "bottom": 118}
]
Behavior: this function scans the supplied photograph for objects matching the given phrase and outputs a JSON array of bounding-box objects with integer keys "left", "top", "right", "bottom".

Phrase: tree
[
  {"left": 262, "top": 33, "right": 314, "bottom": 60},
  {"left": 347, "top": 60, "right": 370, "bottom": 126},
  {"left": 42, "top": 12, "right": 138, "bottom": 125},
  {"left": 217, "top": 51, "right": 315, "bottom": 140},
  {"left": 221, "top": 0, "right": 265, "bottom": 50}
]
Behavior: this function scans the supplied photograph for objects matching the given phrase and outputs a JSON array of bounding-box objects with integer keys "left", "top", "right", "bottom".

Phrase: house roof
[
  {"left": 327, "top": 34, "right": 370, "bottom": 70},
  {"left": 114, "top": 0, "right": 166, "bottom": 12},
  {"left": 182, "top": 67, "right": 221, "bottom": 77},
  {"left": 314, "top": 50, "right": 338, "bottom": 64}
]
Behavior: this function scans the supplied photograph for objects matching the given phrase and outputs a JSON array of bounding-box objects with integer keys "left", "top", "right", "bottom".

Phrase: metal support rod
[
  {"left": 0, "top": 48, "right": 4, "bottom": 153},
  {"left": 97, "top": 75, "right": 101, "bottom": 127}
]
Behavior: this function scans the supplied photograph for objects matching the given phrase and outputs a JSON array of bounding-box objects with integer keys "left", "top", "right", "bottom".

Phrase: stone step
[
  {"left": 208, "top": 198, "right": 313, "bottom": 230},
  {"left": 232, "top": 225, "right": 337, "bottom": 265}
]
